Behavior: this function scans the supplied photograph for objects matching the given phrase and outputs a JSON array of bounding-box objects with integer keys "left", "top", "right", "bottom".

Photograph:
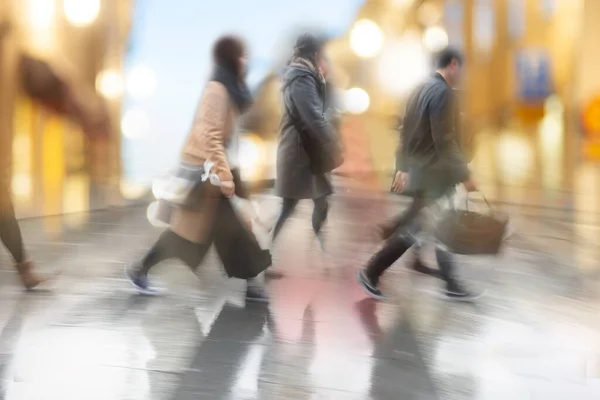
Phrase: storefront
[{"left": 1, "top": 0, "right": 132, "bottom": 220}]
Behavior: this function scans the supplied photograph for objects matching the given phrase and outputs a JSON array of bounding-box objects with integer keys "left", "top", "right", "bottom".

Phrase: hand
[
  {"left": 392, "top": 172, "right": 409, "bottom": 193},
  {"left": 462, "top": 177, "right": 477, "bottom": 192},
  {"left": 220, "top": 180, "right": 235, "bottom": 198}
]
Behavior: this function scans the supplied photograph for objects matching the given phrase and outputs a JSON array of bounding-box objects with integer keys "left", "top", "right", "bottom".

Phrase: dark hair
[
  {"left": 435, "top": 47, "right": 464, "bottom": 69},
  {"left": 212, "top": 35, "right": 246, "bottom": 77},
  {"left": 293, "top": 33, "right": 325, "bottom": 63}
]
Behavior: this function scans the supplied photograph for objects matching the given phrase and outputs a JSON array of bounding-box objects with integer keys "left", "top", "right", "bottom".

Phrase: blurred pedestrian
[
  {"left": 271, "top": 33, "right": 342, "bottom": 251},
  {"left": 358, "top": 48, "right": 481, "bottom": 302},
  {"left": 0, "top": 183, "right": 51, "bottom": 289},
  {"left": 126, "top": 35, "right": 270, "bottom": 302},
  {"left": 0, "top": 18, "right": 110, "bottom": 290}
]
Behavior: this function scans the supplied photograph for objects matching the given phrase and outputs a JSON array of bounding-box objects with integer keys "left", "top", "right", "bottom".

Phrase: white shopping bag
[{"left": 205, "top": 161, "right": 271, "bottom": 250}]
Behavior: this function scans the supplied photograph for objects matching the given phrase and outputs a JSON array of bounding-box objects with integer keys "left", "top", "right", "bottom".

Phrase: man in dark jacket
[{"left": 358, "top": 48, "right": 480, "bottom": 302}]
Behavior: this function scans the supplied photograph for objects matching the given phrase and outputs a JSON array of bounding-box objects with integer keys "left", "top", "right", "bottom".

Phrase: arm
[
  {"left": 395, "top": 124, "right": 407, "bottom": 173},
  {"left": 429, "top": 87, "right": 470, "bottom": 182},
  {"left": 290, "top": 75, "right": 336, "bottom": 146},
  {"left": 193, "top": 81, "right": 233, "bottom": 182}
]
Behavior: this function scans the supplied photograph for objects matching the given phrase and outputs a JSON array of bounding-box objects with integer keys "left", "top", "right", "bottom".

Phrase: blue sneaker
[
  {"left": 125, "top": 264, "right": 165, "bottom": 296},
  {"left": 357, "top": 269, "right": 387, "bottom": 301}
]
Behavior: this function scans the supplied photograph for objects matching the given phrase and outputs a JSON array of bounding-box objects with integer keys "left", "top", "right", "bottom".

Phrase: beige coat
[{"left": 170, "top": 81, "right": 239, "bottom": 243}]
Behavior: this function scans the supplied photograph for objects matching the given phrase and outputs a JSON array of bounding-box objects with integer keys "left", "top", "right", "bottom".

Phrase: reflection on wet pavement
[{"left": 1, "top": 194, "right": 600, "bottom": 399}]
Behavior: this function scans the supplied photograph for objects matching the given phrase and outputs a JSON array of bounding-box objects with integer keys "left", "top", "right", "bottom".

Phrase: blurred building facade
[
  {"left": 244, "top": 0, "right": 600, "bottom": 209},
  {"left": 0, "top": 0, "right": 132, "bottom": 220}
]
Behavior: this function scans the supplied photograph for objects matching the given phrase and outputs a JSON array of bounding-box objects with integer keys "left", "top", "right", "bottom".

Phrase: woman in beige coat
[{"left": 126, "top": 36, "right": 269, "bottom": 301}]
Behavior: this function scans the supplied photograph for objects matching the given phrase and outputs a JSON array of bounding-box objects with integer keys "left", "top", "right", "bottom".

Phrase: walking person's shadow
[{"left": 354, "top": 298, "right": 439, "bottom": 400}]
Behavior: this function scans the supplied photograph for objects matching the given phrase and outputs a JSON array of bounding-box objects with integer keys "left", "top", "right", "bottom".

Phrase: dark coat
[
  {"left": 275, "top": 64, "right": 336, "bottom": 200},
  {"left": 396, "top": 73, "right": 470, "bottom": 200}
]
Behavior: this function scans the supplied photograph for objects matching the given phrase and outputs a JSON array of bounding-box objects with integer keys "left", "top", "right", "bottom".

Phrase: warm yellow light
[
  {"left": 120, "top": 180, "right": 149, "bottom": 200},
  {"left": 121, "top": 108, "right": 149, "bottom": 139},
  {"left": 63, "top": 0, "right": 101, "bottom": 27},
  {"left": 239, "top": 135, "right": 264, "bottom": 181},
  {"left": 12, "top": 173, "right": 32, "bottom": 198},
  {"left": 126, "top": 65, "right": 157, "bottom": 100},
  {"left": 344, "top": 88, "right": 370, "bottom": 114},
  {"left": 423, "top": 26, "right": 448, "bottom": 52},
  {"left": 350, "top": 20, "right": 384, "bottom": 58},
  {"left": 96, "top": 70, "right": 123, "bottom": 99},
  {"left": 496, "top": 133, "right": 534, "bottom": 185},
  {"left": 394, "top": 0, "right": 415, "bottom": 7},
  {"left": 418, "top": 2, "right": 443, "bottom": 26},
  {"left": 29, "top": 0, "right": 55, "bottom": 29},
  {"left": 377, "top": 37, "right": 430, "bottom": 97}
]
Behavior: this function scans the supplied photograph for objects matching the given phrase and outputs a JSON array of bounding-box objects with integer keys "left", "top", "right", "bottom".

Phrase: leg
[
  {"left": 357, "top": 233, "right": 414, "bottom": 300},
  {"left": 271, "top": 198, "right": 299, "bottom": 242},
  {"left": 312, "top": 196, "right": 329, "bottom": 250},
  {"left": 127, "top": 229, "right": 211, "bottom": 295},
  {"left": 365, "top": 234, "right": 413, "bottom": 285},
  {"left": 0, "top": 185, "right": 49, "bottom": 289},
  {"left": 0, "top": 209, "right": 25, "bottom": 264},
  {"left": 135, "top": 230, "right": 178, "bottom": 276},
  {"left": 434, "top": 244, "right": 481, "bottom": 301},
  {"left": 311, "top": 196, "right": 329, "bottom": 235},
  {"left": 379, "top": 195, "right": 426, "bottom": 239}
]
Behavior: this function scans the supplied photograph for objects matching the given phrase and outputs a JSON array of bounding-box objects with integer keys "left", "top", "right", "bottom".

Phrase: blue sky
[{"left": 123, "top": 0, "right": 364, "bottom": 184}]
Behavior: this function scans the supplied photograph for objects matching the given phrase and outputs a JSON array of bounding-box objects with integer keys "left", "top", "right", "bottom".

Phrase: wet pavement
[{"left": 1, "top": 193, "right": 600, "bottom": 399}]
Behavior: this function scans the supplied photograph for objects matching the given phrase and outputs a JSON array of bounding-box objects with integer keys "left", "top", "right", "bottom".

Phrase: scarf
[
  {"left": 211, "top": 65, "right": 252, "bottom": 114},
  {"left": 289, "top": 57, "right": 326, "bottom": 85}
]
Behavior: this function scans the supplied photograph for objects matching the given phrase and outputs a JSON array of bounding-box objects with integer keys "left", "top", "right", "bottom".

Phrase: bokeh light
[
  {"left": 344, "top": 88, "right": 370, "bottom": 114},
  {"left": 377, "top": 36, "right": 430, "bottom": 97},
  {"left": 126, "top": 65, "right": 157, "bottom": 100},
  {"left": 120, "top": 180, "right": 149, "bottom": 200},
  {"left": 239, "top": 136, "right": 262, "bottom": 181},
  {"left": 350, "top": 20, "right": 384, "bottom": 58},
  {"left": 423, "top": 26, "right": 449, "bottom": 52},
  {"left": 63, "top": 0, "right": 101, "bottom": 27},
  {"left": 96, "top": 70, "right": 124, "bottom": 99},
  {"left": 29, "top": 0, "right": 55, "bottom": 28},
  {"left": 496, "top": 133, "right": 534, "bottom": 185},
  {"left": 121, "top": 108, "right": 149, "bottom": 139}
]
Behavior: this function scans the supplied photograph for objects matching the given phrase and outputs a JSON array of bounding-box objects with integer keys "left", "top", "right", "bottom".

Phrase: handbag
[
  {"left": 284, "top": 99, "right": 343, "bottom": 175},
  {"left": 434, "top": 193, "right": 508, "bottom": 255},
  {"left": 213, "top": 197, "right": 272, "bottom": 279}
]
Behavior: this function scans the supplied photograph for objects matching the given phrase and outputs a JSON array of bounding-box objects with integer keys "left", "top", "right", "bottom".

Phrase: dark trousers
[
  {"left": 138, "top": 197, "right": 270, "bottom": 280},
  {"left": 271, "top": 196, "right": 329, "bottom": 241},
  {"left": 380, "top": 195, "right": 427, "bottom": 240},
  {"left": 138, "top": 230, "right": 210, "bottom": 275},
  {"left": 0, "top": 184, "right": 25, "bottom": 264},
  {"left": 366, "top": 194, "right": 459, "bottom": 289}
]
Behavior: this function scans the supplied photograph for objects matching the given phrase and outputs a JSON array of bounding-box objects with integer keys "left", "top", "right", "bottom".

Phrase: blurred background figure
[
  {"left": 126, "top": 36, "right": 270, "bottom": 302},
  {"left": 271, "top": 34, "right": 343, "bottom": 254},
  {"left": 1, "top": 14, "right": 109, "bottom": 290}
]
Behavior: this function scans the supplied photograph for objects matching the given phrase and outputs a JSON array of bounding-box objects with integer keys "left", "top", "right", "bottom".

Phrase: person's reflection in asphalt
[
  {"left": 0, "top": 296, "right": 30, "bottom": 399},
  {"left": 354, "top": 299, "right": 439, "bottom": 400},
  {"left": 257, "top": 304, "right": 316, "bottom": 399},
  {"left": 173, "top": 301, "right": 272, "bottom": 399}
]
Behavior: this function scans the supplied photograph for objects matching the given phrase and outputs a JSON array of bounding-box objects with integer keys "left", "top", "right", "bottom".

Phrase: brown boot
[{"left": 15, "top": 260, "right": 51, "bottom": 290}]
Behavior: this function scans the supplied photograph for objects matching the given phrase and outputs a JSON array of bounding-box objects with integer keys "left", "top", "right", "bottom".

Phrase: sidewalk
[{"left": 1, "top": 196, "right": 599, "bottom": 399}]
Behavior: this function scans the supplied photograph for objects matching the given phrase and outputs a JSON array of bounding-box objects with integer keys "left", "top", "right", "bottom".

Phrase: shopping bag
[
  {"left": 213, "top": 197, "right": 272, "bottom": 279},
  {"left": 153, "top": 161, "right": 217, "bottom": 208},
  {"left": 434, "top": 193, "right": 508, "bottom": 255}
]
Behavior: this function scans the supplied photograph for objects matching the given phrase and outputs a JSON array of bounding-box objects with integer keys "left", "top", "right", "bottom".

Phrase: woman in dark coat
[{"left": 271, "top": 34, "right": 341, "bottom": 250}]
